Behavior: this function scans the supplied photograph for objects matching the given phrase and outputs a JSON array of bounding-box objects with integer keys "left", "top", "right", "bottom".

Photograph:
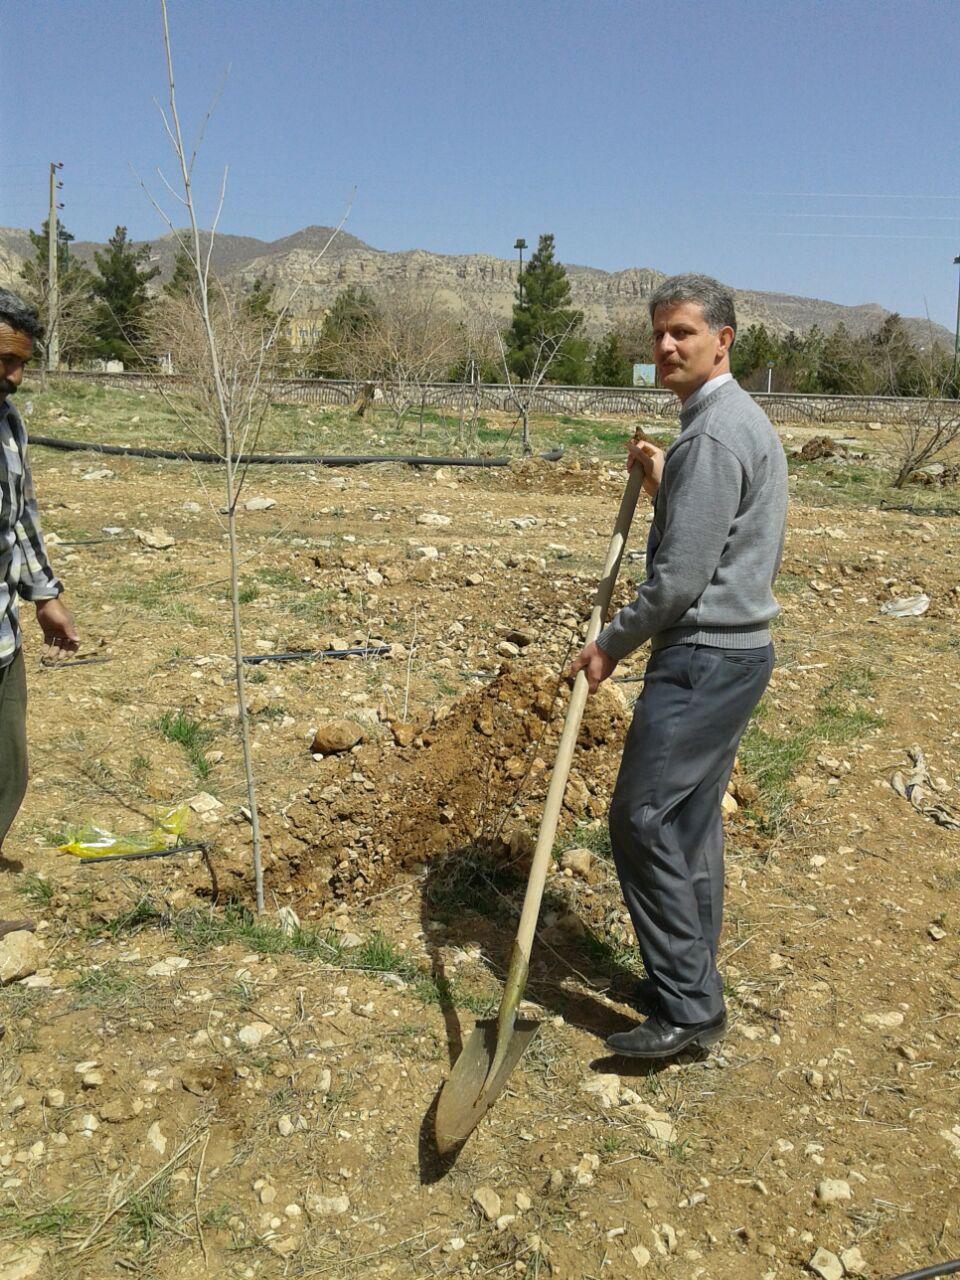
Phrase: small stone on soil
[
  {"left": 809, "top": 1246, "right": 844, "bottom": 1280},
  {"left": 473, "top": 1186, "right": 501, "bottom": 1221}
]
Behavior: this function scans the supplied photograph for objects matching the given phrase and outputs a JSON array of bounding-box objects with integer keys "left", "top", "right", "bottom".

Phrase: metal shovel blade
[{"left": 434, "top": 1017, "right": 541, "bottom": 1155}]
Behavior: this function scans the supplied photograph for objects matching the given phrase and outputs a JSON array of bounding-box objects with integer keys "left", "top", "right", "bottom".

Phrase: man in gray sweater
[{"left": 571, "top": 274, "right": 787, "bottom": 1059}]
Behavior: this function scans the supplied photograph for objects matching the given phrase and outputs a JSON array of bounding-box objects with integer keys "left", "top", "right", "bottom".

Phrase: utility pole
[
  {"left": 47, "top": 162, "right": 64, "bottom": 372},
  {"left": 953, "top": 253, "right": 960, "bottom": 386}
]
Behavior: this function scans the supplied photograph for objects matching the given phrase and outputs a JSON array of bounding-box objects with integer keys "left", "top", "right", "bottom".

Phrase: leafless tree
[
  {"left": 337, "top": 288, "right": 462, "bottom": 431},
  {"left": 19, "top": 257, "right": 97, "bottom": 371},
  {"left": 892, "top": 379, "right": 960, "bottom": 488},
  {"left": 147, "top": 0, "right": 348, "bottom": 912},
  {"left": 489, "top": 311, "right": 581, "bottom": 453}
]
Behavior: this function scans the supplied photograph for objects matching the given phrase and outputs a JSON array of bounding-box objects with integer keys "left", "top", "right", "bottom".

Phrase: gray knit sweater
[{"left": 597, "top": 380, "right": 788, "bottom": 658}]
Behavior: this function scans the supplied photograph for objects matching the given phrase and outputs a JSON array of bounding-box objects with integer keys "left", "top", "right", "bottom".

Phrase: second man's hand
[
  {"left": 570, "top": 640, "right": 618, "bottom": 695},
  {"left": 627, "top": 438, "right": 665, "bottom": 500}
]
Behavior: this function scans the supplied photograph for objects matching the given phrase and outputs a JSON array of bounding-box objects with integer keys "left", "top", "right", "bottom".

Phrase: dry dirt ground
[{"left": 1, "top": 384, "right": 959, "bottom": 1280}]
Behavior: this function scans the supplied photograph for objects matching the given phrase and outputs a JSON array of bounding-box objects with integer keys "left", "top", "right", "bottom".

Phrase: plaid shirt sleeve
[{"left": 14, "top": 437, "right": 63, "bottom": 603}]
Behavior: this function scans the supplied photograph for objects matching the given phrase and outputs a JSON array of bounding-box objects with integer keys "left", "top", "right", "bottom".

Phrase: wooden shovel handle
[{"left": 512, "top": 461, "right": 644, "bottom": 965}]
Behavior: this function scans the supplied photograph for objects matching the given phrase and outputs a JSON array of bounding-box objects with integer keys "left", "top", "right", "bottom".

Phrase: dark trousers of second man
[{"left": 609, "top": 642, "right": 773, "bottom": 1026}]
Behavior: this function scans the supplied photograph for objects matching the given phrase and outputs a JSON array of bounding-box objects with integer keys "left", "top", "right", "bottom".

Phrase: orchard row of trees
[{"left": 19, "top": 223, "right": 957, "bottom": 397}]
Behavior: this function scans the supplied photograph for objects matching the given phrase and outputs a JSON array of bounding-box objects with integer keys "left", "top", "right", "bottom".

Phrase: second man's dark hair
[{"left": 647, "top": 274, "right": 737, "bottom": 338}]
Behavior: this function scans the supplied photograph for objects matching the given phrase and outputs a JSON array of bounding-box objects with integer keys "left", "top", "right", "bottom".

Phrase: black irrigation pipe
[
  {"left": 30, "top": 434, "right": 564, "bottom": 468},
  {"left": 72, "top": 841, "right": 207, "bottom": 865},
  {"left": 879, "top": 501, "right": 960, "bottom": 517},
  {"left": 886, "top": 1263, "right": 960, "bottom": 1280},
  {"left": 242, "top": 645, "right": 391, "bottom": 664}
]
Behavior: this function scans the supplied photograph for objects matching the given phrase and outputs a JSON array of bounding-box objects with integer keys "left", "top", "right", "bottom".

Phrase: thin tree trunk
[{"left": 225, "top": 449, "right": 264, "bottom": 913}]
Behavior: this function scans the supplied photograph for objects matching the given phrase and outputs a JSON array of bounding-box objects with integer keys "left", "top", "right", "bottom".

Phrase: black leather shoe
[{"left": 605, "top": 1010, "right": 727, "bottom": 1059}]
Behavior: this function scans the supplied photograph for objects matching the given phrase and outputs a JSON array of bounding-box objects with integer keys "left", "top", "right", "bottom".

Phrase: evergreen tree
[
  {"left": 243, "top": 276, "right": 277, "bottom": 323},
  {"left": 591, "top": 318, "right": 654, "bottom": 386},
  {"left": 730, "top": 323, "right": 777, "bottom": 383},
  {"left": 872, "top": 313, "right": 927, "bottom": 395},
  {"left": 19, "top": 220, "right": 97, "bottom": 366},
  {"left": 309, "top": 285, "right": 380, "bottom": 377},
  {"left": 91, "top": 226, "right": 159, "bottom": 363},
  {"left": 164, "top": 248, "right": 195, "bottom": 299},
  {"left": 505, "top": 234, "right": 587, "bottom": 383},
  {"left": 819, "top": 323, "right": 870, "bottom": 395}
]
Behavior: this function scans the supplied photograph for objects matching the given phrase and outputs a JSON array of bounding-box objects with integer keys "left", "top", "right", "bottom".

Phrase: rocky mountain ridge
[{"left": 0, "top": 223, "right": 950, "bottom": 345}]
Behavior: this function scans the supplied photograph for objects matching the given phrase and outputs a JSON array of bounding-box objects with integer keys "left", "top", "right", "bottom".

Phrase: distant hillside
[{"left": 0, "top": 224, "right": 951, "bottom": 347}]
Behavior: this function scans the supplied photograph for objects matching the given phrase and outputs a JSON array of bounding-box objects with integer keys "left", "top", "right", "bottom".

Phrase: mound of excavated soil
[{"left": 276, "top": 662, "right": 629, "bottom": 906}]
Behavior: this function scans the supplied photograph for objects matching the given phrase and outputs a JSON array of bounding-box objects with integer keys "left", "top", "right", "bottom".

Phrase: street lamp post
[
  {"left": 953, "top": 254, "right": 960, "bottom": 385},
  {"left": 514, "top": 238, "right": 527, "bottom": 306},
  {"left": 766, "top": 360, "right": 774, "bottom": 394}
]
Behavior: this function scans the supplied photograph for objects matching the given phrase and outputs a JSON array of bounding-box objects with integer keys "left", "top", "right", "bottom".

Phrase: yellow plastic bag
[{"left": 58, "top": 805, "right": 190, "bottom": 860}]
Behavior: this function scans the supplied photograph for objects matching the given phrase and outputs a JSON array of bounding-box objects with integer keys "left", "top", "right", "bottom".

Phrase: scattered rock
[
  {"left": 580, "top": 1073, "right": 620, "bottom": 1108},
  {"left": 570, "top": 1153, "right": 600, "bottom": 1187},
  {"left": 816, "top": 1179, "right": 852, "bottom": 1205},
  {"left": 146, "top": 956, "right": 190, "bottom": 978},
  {"left": 244, "top": 496, "right": 277, "bottom": 511},
  {"left": 809, "top": 1246, "right": 844, "bottom": 1280},
  {"left": 134, "top": 526, "right": 176, "bottom": 550},
  {"left": 721, "top": 790, "right": 739, "bottom": 816},
  {"left": 311, "top": 719, "right": 363, "bottom": 754},
  {"left": 308, "top": 1192, "right": 350, "bottom": 1218},
  {"left": 630, "top": 1244, "right": 652, "bottom": 1268},
  {"left": 654, "top": 1223, "right": 678, "bottom": 1255},
  {"left": 147, "top": 1122, "right": 167, "bottom": 1155},
  {"left": 862, "top": 1011, "right": 904, "bottom": 1030},
  {"left": 99, "top": 1097, "right": 142, "bottom": 1124},
  {"left": 0, "top": 932, "right": 40, "bottom": 986},
  {"left": 561, "top": 847, "right": 593, "bottom": 877},
  {"left": 417, "top": 512, "right": 451, "bottom": 527},
  {"left": 840, "top": 1245, "right": 868, "bottom": 1276},
  {"left": 0, "top": 1245, "right": 46, "bottom": 1280},
  {"left": 188, "top": 792, "right": 223, "bottom": 815},
  {"left": 238, "top": 1021, "right": 275, "bottom": 1048},
  {"left": 473, "top": 1186, "right": 501, "bottom": 1221}
]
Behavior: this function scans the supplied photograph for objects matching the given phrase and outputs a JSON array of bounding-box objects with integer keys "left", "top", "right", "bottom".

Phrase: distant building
[{"left": 284, "top": 309, "right": 328, "bottom": 350}]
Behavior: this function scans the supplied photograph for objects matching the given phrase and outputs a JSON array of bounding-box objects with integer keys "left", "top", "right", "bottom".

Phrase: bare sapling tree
[
  {"left": 490, "top": 311, "right": 581, "bottom": 453},
  {"left": 151, "top": 0, "right": 348, "bottom": 912},
  {"left": 866, "top": 321, "right": 960, "bottom": 488},
  {"left": 454, "top": 309, "right": 499, "bottom": 449},
  {"left": 338, "top": 288, "right": 461, "bottom": 432},
  {"left": 892, "top": 382, "right": 960, "bottom": 487},
  {"left": 20, "top": 255, "right": 97, "bottom": 375}
]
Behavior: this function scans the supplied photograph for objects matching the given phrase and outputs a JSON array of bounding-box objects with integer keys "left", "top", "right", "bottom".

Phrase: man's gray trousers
[{"left": 609, "top": 643, "right": 774, "bottom": 1025}]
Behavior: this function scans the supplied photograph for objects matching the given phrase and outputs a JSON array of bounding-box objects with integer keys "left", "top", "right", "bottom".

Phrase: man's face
[
  {"left": 652, "top": 301, "right": 733, "bottom": 403},
  {"left": 0, "top": 324, "right": 34, "bottom": 402}
]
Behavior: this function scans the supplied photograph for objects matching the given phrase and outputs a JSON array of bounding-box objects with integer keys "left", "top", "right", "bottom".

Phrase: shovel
[{"left": 435, "top": 452, "right": 645, "bottom": 1154}]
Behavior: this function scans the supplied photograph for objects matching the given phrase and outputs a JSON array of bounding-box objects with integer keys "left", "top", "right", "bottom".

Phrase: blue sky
[{"left": 6, "top": 0, "right": 960, "bottom": 329}]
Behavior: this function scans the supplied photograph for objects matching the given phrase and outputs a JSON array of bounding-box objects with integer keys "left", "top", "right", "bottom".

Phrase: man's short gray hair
[
  {"left": 647, "top": 274, "right": 737, "bottom": 337},
  {"left": 0, "top": 289, "right": 43, "bottom": 342}
]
